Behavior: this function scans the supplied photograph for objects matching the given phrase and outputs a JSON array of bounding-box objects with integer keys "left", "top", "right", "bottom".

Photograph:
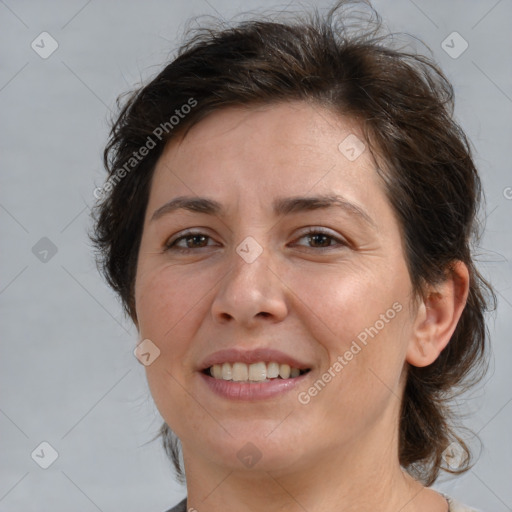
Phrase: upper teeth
[{"left": 209, "top": 362, "right": 303, "bottom": 381}]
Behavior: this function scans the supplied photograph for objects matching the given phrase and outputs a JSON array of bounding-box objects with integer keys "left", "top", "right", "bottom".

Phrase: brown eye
[
  {"left": 293, "top": 228, "right": 347, "bottom": 250},
  {"left": 306, "top": 233, "right": 334, "bottom": 248},
  {"left": 165, "top": 231, "right": 217, "bottom": 252}
]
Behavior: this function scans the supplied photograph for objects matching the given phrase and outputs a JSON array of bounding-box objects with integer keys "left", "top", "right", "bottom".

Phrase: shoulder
[
  {"left": 444, "top": 493, "right": 483, "bottom": 512},
  {"left": 163, "top": 497, "right": 187, "bottom": 512}
]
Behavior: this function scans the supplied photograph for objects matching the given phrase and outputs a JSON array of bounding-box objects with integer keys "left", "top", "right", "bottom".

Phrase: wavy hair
[{"left": 90, "top": 0, "right": 496, "bottom": 486}]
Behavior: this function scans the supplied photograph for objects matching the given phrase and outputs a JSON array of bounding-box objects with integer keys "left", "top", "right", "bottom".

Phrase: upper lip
[{"left": 199, "top": 348, "right": 312, "bottom": 371}]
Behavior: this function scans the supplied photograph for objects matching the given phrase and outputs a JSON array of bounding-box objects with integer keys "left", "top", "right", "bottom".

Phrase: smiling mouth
[{"left": 203, "top": 361, "right": 311, "bottom": 382}]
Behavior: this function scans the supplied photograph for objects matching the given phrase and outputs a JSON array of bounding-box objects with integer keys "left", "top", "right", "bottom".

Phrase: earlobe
[{"left": 406, "top": 261, "right": 470, "bottom": 368}]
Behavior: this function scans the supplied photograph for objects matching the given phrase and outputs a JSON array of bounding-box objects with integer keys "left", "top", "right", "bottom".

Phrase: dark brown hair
[{"left": 90, "top": 0, "right": 496, "bottom": 486}]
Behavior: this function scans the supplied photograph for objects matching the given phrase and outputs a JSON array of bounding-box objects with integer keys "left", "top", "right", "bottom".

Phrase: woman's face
[{"left": 134, "top": 101, "right": 419, "bottom": 473}]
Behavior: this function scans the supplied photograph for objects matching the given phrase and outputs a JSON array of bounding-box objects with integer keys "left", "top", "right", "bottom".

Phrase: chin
[{"left": 197, "top": 428, "right": 307, "bottom": 473}]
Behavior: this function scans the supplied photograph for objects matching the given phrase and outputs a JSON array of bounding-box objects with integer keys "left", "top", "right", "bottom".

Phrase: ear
[{"left": 406, "top": 261, "right": 470, "bottom": 368}]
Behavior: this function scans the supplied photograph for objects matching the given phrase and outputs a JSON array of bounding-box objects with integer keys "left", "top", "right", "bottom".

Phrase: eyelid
[
  {"left": 164, "top": 228, "right": 217, "bottom": 250},
  {"left": 164, "top": 226, "right": 349, "bottom": 252},
  {"left": 291, "top": 226, "right": 348, "bottom": 248}
]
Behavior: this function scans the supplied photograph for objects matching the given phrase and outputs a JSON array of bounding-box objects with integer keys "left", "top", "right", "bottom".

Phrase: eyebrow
[{"left": 150, "top": 194, "right": 376, "bottom": 229}]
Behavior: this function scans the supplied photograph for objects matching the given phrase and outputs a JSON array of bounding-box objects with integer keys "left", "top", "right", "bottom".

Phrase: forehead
[{"left": 147, "top": 101, "right": 387, "bottom": 220}]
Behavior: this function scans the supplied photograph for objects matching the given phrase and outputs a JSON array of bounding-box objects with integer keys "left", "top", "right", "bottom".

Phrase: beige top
[{"left": 443, "top": 493, "right": 482, "bottom": 512}]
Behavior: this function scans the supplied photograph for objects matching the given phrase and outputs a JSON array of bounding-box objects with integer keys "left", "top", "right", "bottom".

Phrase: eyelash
[{"left": 164, "top": 227, "right": 347, "bottom": 253}]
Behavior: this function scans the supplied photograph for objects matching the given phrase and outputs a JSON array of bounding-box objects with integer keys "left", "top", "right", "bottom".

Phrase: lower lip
[{"left": 199, "top": 371, "right": 310, "bottom": 400}]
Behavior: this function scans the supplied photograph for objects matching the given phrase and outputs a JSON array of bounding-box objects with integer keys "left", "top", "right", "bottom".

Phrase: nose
[{"left": 210, "top": 247, "right": 288, "bottom": 328}]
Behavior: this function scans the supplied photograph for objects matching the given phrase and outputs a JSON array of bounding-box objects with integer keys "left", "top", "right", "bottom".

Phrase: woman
[{"left": 91, "top": 1, "right": 495, "bottom": 510}]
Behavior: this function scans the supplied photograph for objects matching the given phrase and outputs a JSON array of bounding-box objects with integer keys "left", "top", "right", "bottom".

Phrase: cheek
[
  {"left": 281, "top": 260, "right": 402, "bottom": 347},
  {"left": 284, "top": 263, "right": 410, "bottom": 400},
  {"left": 135, "top": 262, "right": 215, "bottom": 345},
  {"left": 135, "top": 266, "right": 216, "bottom": 433},
  {"left": 326, "top": 306, "right": 410, "bottom": 426}
]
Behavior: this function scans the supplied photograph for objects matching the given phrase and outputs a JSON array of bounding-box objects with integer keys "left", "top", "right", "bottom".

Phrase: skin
[{"left": 134, "top": 101, "right": 469, "bottom": 512}]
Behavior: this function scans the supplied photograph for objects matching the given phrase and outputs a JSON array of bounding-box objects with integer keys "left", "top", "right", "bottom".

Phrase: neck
[{"left": 181, "top": 422, "right": 444, "bottom": 512}]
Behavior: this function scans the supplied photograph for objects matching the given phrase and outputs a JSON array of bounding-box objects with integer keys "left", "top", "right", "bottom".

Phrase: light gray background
[{"left": 1, "top": 0, "right": 511, "bottom": 511}]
